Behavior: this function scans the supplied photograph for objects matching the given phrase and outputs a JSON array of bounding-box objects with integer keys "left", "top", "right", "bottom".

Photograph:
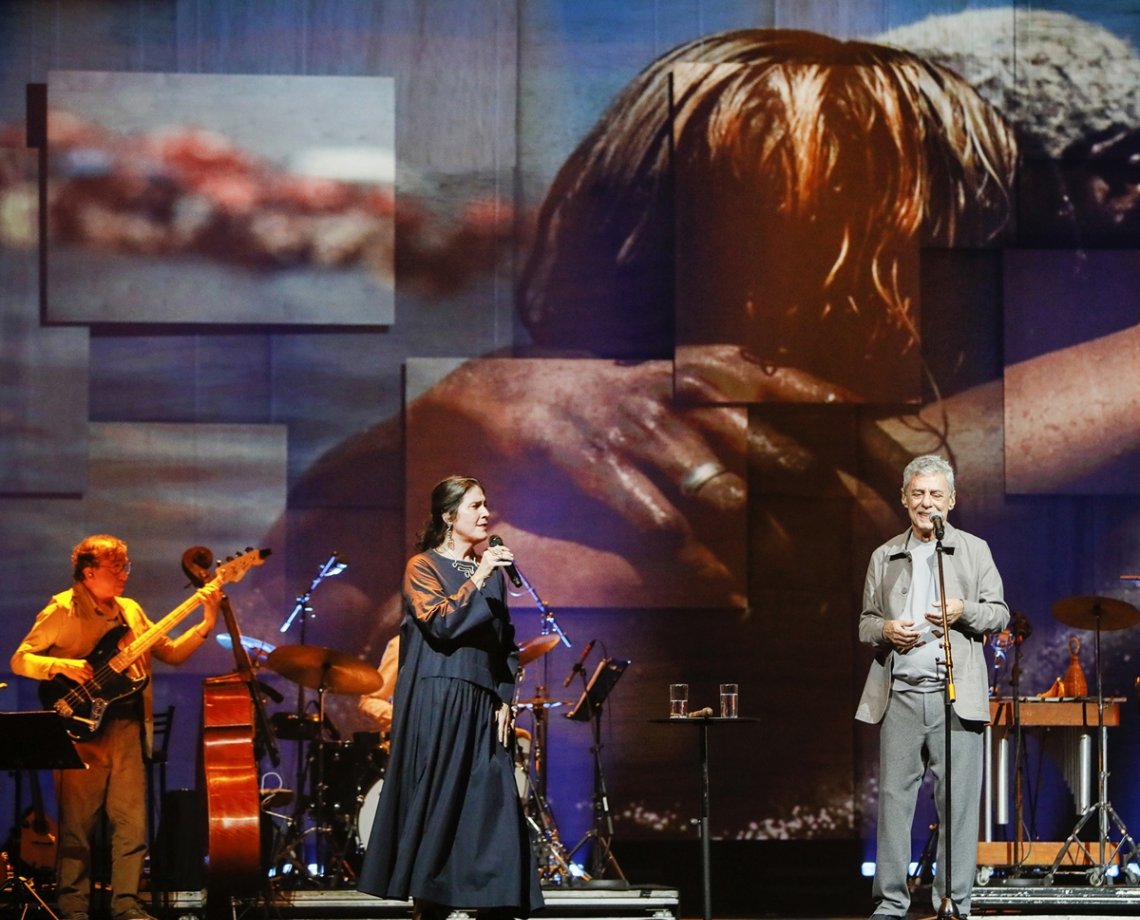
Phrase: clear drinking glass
[
  {"left": 719, "top": 682, "right": 739, "bottom": 719},
  {"left": 669, "top": 683, "right": 689, "bottom": 718}
]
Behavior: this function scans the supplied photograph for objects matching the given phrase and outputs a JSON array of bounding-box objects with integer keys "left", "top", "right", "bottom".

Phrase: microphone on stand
[
  {"left": 563, "top": 639, "right": 595, "bottom": 687},
  {"left": 488, "top": 534, "right": 523, "bottom": 588},
  {"left": 930, "top": 512, "right": 946, "bottom": 541}
]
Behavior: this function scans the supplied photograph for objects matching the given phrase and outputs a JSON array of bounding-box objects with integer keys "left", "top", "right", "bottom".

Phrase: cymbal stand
[
  {"left": 1047, "top": 608, "right": 1140, "bottom": 886},
  {"left": 272, "top": 554, "right": 347, "bottom": 888},
  {"left": 0, "top": 870, "right": 61, "bottom": 920},
  {"left": 310, "top": 679, "right": 346, "bottom": 884},
  {"left": 516, "top": 701, "right": 579, "bottom": 885},
  {"left": 511, "top": 565, "right": 577, "bottom": 883},
  {"left": 279, "top": 554, "right": 347, "bottom": 814}
]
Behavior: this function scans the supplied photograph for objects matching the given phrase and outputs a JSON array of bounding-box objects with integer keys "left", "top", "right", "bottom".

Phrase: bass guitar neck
[{"left": 42, "top": 547, "right": 270, "bottom": 740}]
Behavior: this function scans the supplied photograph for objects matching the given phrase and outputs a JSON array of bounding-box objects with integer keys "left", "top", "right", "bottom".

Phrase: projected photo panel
[
  {"left": 0, "top": 151, "right": 90, "bottom": 494},
  {"left": 45, "top": 71, "right": 394, "bottom": 326},
  {"left": 404, "top": 357, "right": 747, "bottom": 610},
  {"left": 671, "top": 62, "right": 924, "bottom": 406},
  {"left": 1003, "top": 250, "right": 1140, "bottom": 495}
]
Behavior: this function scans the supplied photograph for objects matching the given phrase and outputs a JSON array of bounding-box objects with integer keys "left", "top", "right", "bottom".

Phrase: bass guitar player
[{"left": 8, "top": 534, "right": 229, "bottom": 920}]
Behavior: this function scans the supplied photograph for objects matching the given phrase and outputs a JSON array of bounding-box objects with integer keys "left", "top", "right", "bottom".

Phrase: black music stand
[
  {"left": 1, "top": 712, "right": 85, "bottom": 920},
  {"left": 566, "top": 658, "right": 629, "bottom": 885}
]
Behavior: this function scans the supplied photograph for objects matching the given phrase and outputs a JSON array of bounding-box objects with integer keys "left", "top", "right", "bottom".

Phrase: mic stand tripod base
[
  {"left": 0, "top": 873, "right": 63, "bottom": 920},
  {"left": 936, "top": 896, "right": 962, "bottom": 920}
]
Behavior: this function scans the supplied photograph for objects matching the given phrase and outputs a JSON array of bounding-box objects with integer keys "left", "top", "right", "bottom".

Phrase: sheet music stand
[
  {"left": 1, "top": 711, "right": 85, "bottom": 920},
  {"left": 565, "top": 658, "right": 630, "bottom": 884},
  {"left": 0, "top": 711, "right": 85, "bottom": 771},
  {"left": 565, "top": 658, "right": 628, "bottom": 722}
]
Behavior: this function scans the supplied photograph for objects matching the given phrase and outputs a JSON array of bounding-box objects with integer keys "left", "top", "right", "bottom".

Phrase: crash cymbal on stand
[
  {"left": 516, "top": 695, "right": 566, "bottom": 710},
  {"left": 216, "top": 632, "right": 276, "bottom": 665},
  {"left": 518, "top": 634, "right": 560, "bottom": 667},
  {"left": 266, "top": 644, "right": 383, "bottom": 694},
  {"left": 1052, "top": 595, "right": 1140, "bottom": 632}
]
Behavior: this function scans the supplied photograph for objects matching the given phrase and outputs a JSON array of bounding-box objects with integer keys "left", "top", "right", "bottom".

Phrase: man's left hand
[{"left": 928, "top": 598, "right": 964, "bottom": 626}]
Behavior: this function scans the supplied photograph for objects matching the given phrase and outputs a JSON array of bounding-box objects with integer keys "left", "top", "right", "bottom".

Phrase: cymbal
[
  {"left": 266, "top": 644, "right": 383, "bottom": 695},
  {"left": 1052, "top": 595, "right": 1140, "bottom": 632},
  {"left": 516, "top": 695, "right": 565, "bottom": 710},
  {"left": 518, "top": 634, "right": 560, "bottom": 667},
  {"left": 216, "top": 632, "right": 276, "bottom": 663}
]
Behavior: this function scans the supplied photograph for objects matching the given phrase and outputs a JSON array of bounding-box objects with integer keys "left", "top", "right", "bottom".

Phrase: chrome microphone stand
[{"left": 509, "top": 560, "right": 580, "bottom": 884}]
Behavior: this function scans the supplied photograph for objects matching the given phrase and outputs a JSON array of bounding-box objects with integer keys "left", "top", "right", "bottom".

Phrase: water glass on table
[
  {"left": 719, "top": 683, "right": 739, "bottom": 719},
  {"left": 669, "top": 683, "right": 689, "bottom": 718}
]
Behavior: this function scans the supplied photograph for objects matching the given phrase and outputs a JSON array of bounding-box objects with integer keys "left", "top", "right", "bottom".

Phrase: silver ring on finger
[{"left": 682, "top": 461, "right": 729, "bottom": 497}]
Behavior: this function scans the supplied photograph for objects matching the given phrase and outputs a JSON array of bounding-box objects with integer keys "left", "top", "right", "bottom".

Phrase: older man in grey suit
[{"left": 857, "top": 454, "right": 1009, "bottom": 920}]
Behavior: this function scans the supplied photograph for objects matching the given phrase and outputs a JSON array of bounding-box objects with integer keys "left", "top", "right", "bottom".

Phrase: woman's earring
[{"left": 446, "top": 523, "right": 454, "bottom": 551}]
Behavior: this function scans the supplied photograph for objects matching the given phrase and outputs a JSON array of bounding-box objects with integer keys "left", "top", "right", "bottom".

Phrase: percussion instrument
[{"left": 265, "top": 644, "right": 384, "bottom": 695}]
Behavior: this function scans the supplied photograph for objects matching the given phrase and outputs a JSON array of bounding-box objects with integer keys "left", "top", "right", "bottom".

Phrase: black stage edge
[{"left": 616, "top": 839, "right": 870, "bottom": 918}]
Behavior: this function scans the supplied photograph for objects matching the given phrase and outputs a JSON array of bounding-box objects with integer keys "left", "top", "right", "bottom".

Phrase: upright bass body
[{"left": 200, "top": 675, "right": 261, "bottom": 919}]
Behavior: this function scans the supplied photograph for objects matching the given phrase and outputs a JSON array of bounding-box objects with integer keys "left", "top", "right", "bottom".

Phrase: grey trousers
[
  {"left": 55, "top": 717, "right": 149, "bottom": 919},
  {"left": 872, "top": 688, "right": 983, "bottom": 917}
]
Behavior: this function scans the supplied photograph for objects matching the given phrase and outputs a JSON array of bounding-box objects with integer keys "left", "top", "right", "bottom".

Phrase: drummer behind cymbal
[{"left": 359, "top": 635, "right": 400, "bottom": 740}]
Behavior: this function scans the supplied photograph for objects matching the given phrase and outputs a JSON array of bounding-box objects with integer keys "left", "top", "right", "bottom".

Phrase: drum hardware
[
  {"left": 513, "top": 703, "right": 581, "bottom": 886},
  {"left": 270, "top": 711, "right": 324, "bottom": 742},
  {"left": 1047, "top": 595, "right": 1140, "bottom": 886},
  {"left": 513, "top": 608, "right": 577, "bottom": 886},
  {"left": 263, "top": 643, "right": 384, "bottom": 888}
]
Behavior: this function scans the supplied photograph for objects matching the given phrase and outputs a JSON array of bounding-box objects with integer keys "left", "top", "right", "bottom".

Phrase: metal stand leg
[
  {"left": 0, "top": 875, "right": 63, "bottom": 920},
  {"left": 566, "top": 701, "right": 626, "bottom": 885},
  {"left": 1047, "top": 612, "right": 1140, "bottom": 886},
  {"left": 519, "top": 698, "right": 581, "bottom": 886}
]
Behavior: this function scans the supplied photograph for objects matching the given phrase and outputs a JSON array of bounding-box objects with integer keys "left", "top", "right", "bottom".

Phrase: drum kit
[
  {"left": 256, "top": 642, "right": 387, "bottom": 885},
  {"left": 249, "top": 629, "right": 575, "bottom": 888}
]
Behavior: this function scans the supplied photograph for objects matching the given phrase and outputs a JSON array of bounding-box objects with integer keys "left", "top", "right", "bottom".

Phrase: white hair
[
  {"left": 877, "top": 8, "right": 1140, "bottom": 158},
  {"left": 902, "top": 454, "right": 955, "bottom": 494}
]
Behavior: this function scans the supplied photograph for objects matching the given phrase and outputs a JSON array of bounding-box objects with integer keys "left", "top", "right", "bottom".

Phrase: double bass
[{"left": 185, "top": 547, "right": 277, "bottom": 920}]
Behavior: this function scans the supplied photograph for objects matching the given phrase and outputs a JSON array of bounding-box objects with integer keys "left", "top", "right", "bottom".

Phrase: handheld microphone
[
  {"left": 930, "top": 512, "right": 945, "bottom": 541},
  {"left": 488, "top": 534, "right": 522, "bottom": 587},
  {"left": 563, "top": 638, "right": 596, "bottom": 687}
]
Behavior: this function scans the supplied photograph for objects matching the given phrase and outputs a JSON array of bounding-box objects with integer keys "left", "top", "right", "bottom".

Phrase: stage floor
[
  {"left": 156, "top": 882, "right": 1140, "bottom": 919},
  {"left": 157, "top": 884, "right": 682, "bottom": 920}
]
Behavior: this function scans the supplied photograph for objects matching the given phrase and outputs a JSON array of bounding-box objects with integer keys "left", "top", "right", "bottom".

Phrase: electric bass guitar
[{"left": 39, "top": 547, "right": 271, "bottom": 740}]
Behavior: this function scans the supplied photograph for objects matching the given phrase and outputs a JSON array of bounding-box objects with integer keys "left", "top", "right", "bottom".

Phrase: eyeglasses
[{"left": 98, "top": 560, "right": 132, "bottom": 576}]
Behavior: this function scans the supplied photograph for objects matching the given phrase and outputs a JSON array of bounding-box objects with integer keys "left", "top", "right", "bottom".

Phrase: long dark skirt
[{"left": 359, "top": 676, "right": 542, "bottom": 916}]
